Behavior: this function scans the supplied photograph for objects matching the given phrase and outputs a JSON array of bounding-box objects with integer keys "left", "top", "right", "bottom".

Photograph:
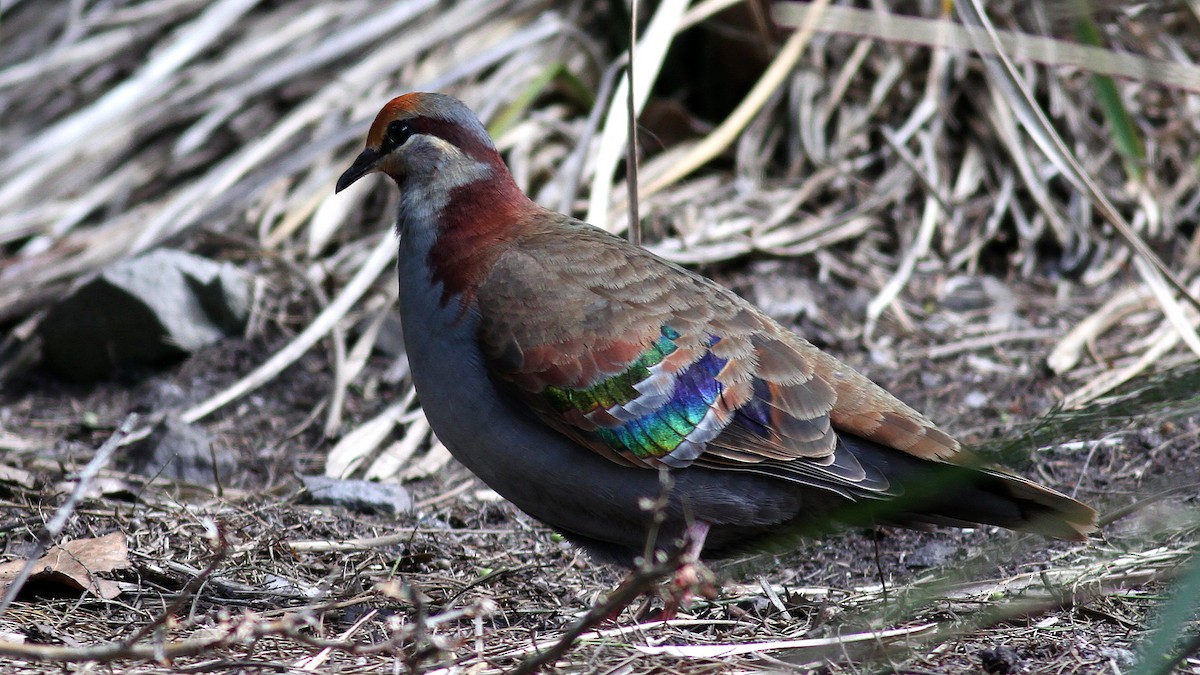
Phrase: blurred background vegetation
[{"left": 1, "top": 0, "right": 1199, "bottom": 672}]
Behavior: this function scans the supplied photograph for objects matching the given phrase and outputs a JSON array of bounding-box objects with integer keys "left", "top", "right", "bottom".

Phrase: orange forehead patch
[{"left": 365, "top": 93, "right": 425, "bottom": 148}]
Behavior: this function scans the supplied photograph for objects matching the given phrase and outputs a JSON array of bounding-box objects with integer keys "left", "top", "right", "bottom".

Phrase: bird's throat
[{"left": 426, "top": 176, "right": 538, "bottom": 308}]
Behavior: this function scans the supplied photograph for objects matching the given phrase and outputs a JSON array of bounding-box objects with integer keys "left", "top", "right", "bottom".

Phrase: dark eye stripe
[{"left": 374, "top": 116, "right": 496, "bottom": 165}]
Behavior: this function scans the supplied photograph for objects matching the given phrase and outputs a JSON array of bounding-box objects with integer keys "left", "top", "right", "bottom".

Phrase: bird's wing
[{"left": 474, "top": 219, "right": 959, "bottom": 489}]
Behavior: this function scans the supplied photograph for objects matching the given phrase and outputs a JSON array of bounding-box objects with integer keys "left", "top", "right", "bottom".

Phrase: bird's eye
[{"left": 383, "top": 120, "right": 413, "bottom": 151}]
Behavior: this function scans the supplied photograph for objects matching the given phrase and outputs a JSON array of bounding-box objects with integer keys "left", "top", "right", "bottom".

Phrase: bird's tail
[
  {"left": 907, "top": 466, "right": 1098, "bottom": 540},
  {"left": 842, "top": 436, "right": 1099, "bottom": 541}
]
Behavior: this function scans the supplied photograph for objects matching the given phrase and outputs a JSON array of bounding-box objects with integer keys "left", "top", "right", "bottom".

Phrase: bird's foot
[
  {"left": 608, "top": 521, "right": 720, "bottom": 623},
  {"left": 650, "top": 521, "right": 719, "bottom": 620}
]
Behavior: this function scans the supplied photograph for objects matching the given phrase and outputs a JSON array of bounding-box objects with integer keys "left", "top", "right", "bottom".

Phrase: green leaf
[
  {"left": 1073, "top": 3, "right": 1145, "bottom": 182},
  {"left": 1131, "top": 551, "right": 1200, "bottom": 675}
]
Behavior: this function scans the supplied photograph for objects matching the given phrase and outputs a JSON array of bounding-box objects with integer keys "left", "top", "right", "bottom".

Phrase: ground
[
  {"left": 2, "top": 2, "right": 1199, "bottom": 671},
  {"left": 1, "top": 263, "right": 1196, "bottom": 674}
]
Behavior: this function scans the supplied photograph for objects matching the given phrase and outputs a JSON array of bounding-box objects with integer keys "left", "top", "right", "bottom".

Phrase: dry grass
[{"left": 2, "top": 0, "right": 1200, "bottom": 672}]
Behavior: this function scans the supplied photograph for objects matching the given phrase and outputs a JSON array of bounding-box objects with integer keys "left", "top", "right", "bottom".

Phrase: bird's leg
[
  {"left": 659, "top": 520, "right": 718, "bottom": 619},
  {"left": 598, "top": 521, "right": 712, "bottom": 624}
]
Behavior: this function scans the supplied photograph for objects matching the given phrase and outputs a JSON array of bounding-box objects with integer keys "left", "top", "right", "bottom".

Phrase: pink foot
[{"left": 658, "top": 521, "right": 718, "bottom": 619}]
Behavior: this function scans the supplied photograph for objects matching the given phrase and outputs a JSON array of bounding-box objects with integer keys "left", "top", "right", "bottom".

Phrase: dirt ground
[
  {"left": 2, "top": 258, "right": 1197, "bottom": 674},
  {"left": 3, "top": 0, "right": 1200, "bottom": 671}
]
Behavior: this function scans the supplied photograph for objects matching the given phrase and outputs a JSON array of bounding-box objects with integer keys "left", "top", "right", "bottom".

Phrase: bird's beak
[{"left": 336, "top": 147, "right": 382, "bottom": 193}]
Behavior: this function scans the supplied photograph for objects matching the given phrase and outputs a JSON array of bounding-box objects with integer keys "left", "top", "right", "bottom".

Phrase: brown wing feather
[{"left": 474, "top": 212, "right": 960, "bottom": 469}]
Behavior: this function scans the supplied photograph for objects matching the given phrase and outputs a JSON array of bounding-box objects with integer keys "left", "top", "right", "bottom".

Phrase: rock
[
  {"left": 1098, "top": 646, "right": 1135, "bottom": 669},
  {"left": 122, "top": 416, "right": 234, "bottom": 485},
  {"left": 979, "top": 645, "right": 1022, "bottom": 674},
  {"left": 38, "top": 249, "right": 251, "bottom": 381},
  {"left": 186, "top": 258, "right": 253, "bottom": 335},
  {"left": 261, "top": 573, "right": 319, "bottom": 599},
  {"left": 905, "top": 540, "right": 959, "bottom": 568},
  {"left": 299, "top": 475, "right": 412, "bottom": 515},
  {"left": 963, "top": 390, "right": 989, "bottom": 409}
]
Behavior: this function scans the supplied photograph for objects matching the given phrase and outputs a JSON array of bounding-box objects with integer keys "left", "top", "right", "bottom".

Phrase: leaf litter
[{"left": 0, "top": 0, "right": 1198, "bottom": 672}]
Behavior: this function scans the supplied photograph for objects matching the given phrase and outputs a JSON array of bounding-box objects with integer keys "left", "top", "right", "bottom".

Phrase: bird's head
[
  {"left": 335, "top": 92, "right": 511, "bottom": 196},
  {"left": 337, "top": 93, "right": 538, "bottom": 302}
]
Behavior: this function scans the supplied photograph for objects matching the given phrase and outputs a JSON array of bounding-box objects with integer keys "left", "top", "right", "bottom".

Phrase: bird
[{"left": 335, "top": 92, "right": 1098, "bottom": 566}]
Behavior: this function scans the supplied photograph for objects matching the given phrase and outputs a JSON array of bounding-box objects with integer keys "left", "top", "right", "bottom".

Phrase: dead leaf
[{"left": 0, "top": 532, "right": 130, "bottom": 600}]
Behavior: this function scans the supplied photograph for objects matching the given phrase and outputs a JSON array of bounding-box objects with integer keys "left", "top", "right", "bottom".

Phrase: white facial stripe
[{"left": 395, "top": 135, "right": 495, "bottom": 243}]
